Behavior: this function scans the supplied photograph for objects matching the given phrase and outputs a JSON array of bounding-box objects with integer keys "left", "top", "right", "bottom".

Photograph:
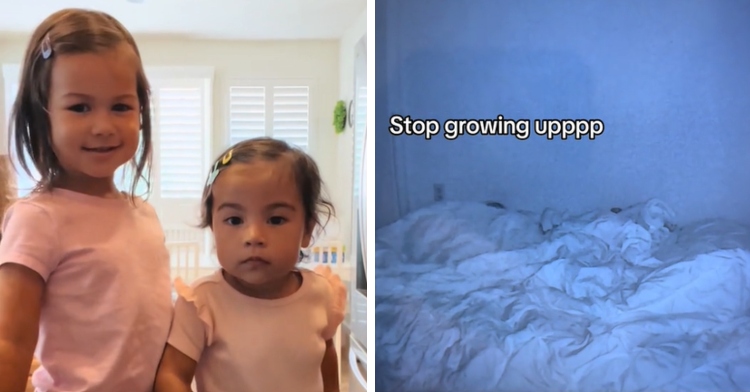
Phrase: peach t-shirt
[
  {"left": 0, "top": 189, "right": 173, "bottom": 392},
  {"left": 168, "top": 267, "right": 346, "bottom": 392}
]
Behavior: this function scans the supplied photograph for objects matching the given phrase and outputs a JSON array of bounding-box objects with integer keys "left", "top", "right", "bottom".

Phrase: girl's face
[
  {"left": 210, "top": 159, "right": 313, "bottom": 291},
  {"left": 47, "top": 43, "right": 141, "bottom": 190}
]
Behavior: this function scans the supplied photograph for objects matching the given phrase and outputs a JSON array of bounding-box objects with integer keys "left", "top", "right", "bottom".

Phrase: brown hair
[
  {"left": 8, "top": 8, "right": 152, "bottom": 197},
  {"left": 200, "top": 138, "right": 335, "bottom": 233}
]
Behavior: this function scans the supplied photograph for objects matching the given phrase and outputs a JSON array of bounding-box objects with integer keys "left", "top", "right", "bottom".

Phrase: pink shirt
[
  {"left": 0, "top": 189, "right": 173, "bottom": 392},
  {"left": 168, "top": 267, "right": 346, "bottom": 392}
]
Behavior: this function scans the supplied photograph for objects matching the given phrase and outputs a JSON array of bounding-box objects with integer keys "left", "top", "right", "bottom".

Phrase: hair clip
[
  {"left": 40, "top": 35, "right": 53, "bottom": 59},
  {"left": 206, "top": 149, "right": 234, "bottom": 187},
  {"left": 221, "top": 149, "right": 233, "bottom": 165}
]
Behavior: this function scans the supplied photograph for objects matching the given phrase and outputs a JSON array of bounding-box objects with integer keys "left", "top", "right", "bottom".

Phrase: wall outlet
[{"left": 433, "top": 183, "right": 444, "bottom": 202}]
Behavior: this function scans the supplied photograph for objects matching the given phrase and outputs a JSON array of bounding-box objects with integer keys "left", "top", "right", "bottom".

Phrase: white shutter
[
  {"left": 353, "top": 85, "right": 367, "bottom": 202},
  {"left": 229, "top": 86, "right": 266, "bottom": 145},
  {"left": 115, "top": 134, "right": 151, "bottom": 196},
  {"left": 156, "top": 84, "right": 206, "bottom": 199},
  {"left": 10, "top": 81, "right": 39, "bottom": 196},
  {"left": 2, "top": 72, "right": 37, "bottom": 197},
  {"left": 145, "top": 68, "right": 213, "bottom": 270},
  {"left": 227, "top": 83, "right": 310, "bottom": 152},
  {"left": 272, "top": 86, "right": 309, "bottom": 151}
]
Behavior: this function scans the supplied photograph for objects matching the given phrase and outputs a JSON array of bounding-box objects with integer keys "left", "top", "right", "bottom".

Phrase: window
[
  {"left": 121, "top": 71, "right": 217, "bottom": 281},
  {"left": 144, "top": 67, "right": 214, "bottom": 270},
  {"left": 272, "top": 86, "right": 310, "bottom": 151},
  {"left": 353, "top": 84, "right": 367, "bottom": 203},
  {"left": 114, "top": 135, "right": 150, "bottom": 196},
  {"left": 228, "top": 82, "right": 311, "bottom": 151},
  {"left": 353, "top": 38, "right": 368, "bottom": 204},
  {"left": 2, "top": 64, "right": 38, "bottom": 197},
  {"left": 228, "top": 86, "right": 265, "bottom": 145},
  {"left": 153, "top": 82, "right": 210, "bottom": 199}
]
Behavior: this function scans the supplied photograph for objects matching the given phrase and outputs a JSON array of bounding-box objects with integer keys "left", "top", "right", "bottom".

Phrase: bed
[{"left": 375, "top": 199, "right": 750, "bottom": 392}]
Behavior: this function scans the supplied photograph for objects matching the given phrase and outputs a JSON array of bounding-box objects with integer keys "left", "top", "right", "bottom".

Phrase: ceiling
[{"left": 0, "top": 0, "right": 366, "bottom": 40}]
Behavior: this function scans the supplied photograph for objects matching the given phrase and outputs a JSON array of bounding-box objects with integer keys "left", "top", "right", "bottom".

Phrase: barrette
[
  {"left": 206, "top": 149, "right": 234, "bottom": 187},
  {"left": 40, "top": 35, "right": 53, "bottom": 60}
]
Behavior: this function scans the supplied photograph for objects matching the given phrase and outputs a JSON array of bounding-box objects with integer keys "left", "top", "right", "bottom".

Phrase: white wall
[
  {"left": 336, "top": 10, "right": 366, "bottom": 256},
  {"left": 0, "top": 34, "right": 349, "bottom": 233},
  {"left": 377, "top": 0, "right": 750, "bottom": 227}
]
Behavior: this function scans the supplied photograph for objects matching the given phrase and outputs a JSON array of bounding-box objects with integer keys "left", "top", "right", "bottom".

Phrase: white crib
[
  {"left": 300, "top": 240, "right": 350, "bottom": 282},
  {"left": 166, "top": 241, "right": 203, "bottom": 284}
]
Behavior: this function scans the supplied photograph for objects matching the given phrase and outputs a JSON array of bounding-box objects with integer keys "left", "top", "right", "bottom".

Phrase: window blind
[
  {"left": 115, "top": 133, "right": 151, "bottom": 196},
  {"left": 156, "top": 86, "right": 205, "bottom": 199},
  {"left": 229, "top": 86, "right": 266, "bottom": 146},
  {"left": 3, "top": 81, "right": 37, "bottom": 197},
  {"left": 353, "top": 84, "right": 367, "bottom": 202},
  {"left": 272, "top": 86, "right": 310, "bottom": 151},
  {"left": 228, "top": 83, "right": 310, "bottom": 152}
]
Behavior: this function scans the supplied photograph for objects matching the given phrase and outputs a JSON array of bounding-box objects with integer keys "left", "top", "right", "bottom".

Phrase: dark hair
[
  {"left": 8, "top": 8, "right": 152, "bottom": 197},
  {"left": 200, "top": 137, "right": 335, "bottom": 233}
]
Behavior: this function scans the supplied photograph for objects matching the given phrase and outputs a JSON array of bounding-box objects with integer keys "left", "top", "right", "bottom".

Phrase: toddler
[
  {"left": 0, "top": 9, "right": 172, "bottom": 392},
  {"left": 154, "top": 138, "right": 347, "bottom": 392}
]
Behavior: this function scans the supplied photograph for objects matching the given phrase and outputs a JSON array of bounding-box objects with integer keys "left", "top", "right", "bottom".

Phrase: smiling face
[
  {"left": 46, "top": 43, "right": 141, "bottom": 190},
  {"left": 211, "top": 158, "right": 313, "bottom": 291}
]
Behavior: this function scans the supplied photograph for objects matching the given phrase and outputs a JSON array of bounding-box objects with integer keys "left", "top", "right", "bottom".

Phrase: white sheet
[{"left": 375, "top": 200, "right": 750, "bottom": 392}]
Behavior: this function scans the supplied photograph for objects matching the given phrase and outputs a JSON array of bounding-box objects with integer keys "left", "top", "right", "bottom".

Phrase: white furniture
[
  {"left": 166, "top": 241, "right": 202, "bottom": 285},
  {"left": 347, "top": 33, "right": 368, "bottom": 392}
]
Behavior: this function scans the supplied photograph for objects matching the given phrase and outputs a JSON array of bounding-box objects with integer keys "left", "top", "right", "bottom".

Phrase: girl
[
  {"left": 0, "top": 9, "right": 173, "bottom": 392},
  {"left": 154, "top": 138, "right": 347, "bottom": 392}
]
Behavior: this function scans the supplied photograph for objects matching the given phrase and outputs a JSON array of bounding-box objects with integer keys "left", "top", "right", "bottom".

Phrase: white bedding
[{"left": 375, "top": 200, "right": 750, "bottom": 392}]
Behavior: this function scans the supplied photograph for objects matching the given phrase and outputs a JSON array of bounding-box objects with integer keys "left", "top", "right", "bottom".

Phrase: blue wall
[{"left": 375, "top": 0, "right": 750, "bottom": 228}]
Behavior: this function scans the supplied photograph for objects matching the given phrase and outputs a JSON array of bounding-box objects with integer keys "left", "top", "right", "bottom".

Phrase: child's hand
[{"left": 313, "top": 265, "right": 347, "bottom": 304}]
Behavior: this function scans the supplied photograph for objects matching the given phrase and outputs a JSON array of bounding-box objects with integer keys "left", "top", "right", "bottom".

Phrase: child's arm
[
  {"left": 0, "top": 263, "right": 44, "bottom": 392},
  {"left": 314, "top": 266, "right": 346, "bottom": 392},
  {"left": 155, "top": 283, "right": 208, "bottom": 392},
  {"left": 154, "top": 343, "right": 197, "bottom": 392},
  {"left": 321, "top": 338, "right": 340, "bottom": 392}
]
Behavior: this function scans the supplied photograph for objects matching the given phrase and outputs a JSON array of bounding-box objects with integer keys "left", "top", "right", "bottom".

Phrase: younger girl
[
  {"left": 155, "top": 138, "right": 347, "bottom": 392},
  {"left": 0, "top": 9, "right": 173, "bottom": 392}
]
